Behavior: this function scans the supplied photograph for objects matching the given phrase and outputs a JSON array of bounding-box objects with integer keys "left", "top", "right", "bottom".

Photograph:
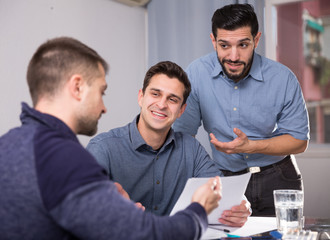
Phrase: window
[{"left": 265, "top": 0, "right": 330, "bottom": 143}]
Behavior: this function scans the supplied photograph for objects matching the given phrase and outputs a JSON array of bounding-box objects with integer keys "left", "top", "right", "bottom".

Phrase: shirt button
[
  {"left": 234, "top": 86, "right": 238, "bottom": 89},
  {"left": 246, "top": 156, "right": 249, "bottom": 159},
  {"left": 233, "top": 107, "right": 237, "bottom": 111},
  {"left": 156, "top": 180, "right": 160, "bottom": 184},
  {"left": 154, "top": 206, "right": 158, "bottom": 210},
  {"left": 156, "top": 156, "right": 159, "bottom": 160}
]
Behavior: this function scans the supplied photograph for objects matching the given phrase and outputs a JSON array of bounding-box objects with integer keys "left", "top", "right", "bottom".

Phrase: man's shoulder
[
  {"left": 173, "top": 130, "right": 201, "bottom": 146},
  {"left": 260, "top": 54, "right": 295, "bottom": 76},
  {"left": 89, "top": 123, "right": 130, "bottom": 145},
  {"left": 188, "top": 52, "right": 216, "bottom": 69},
  {"left": 0, "top": 124, "right": 35, "bottom": 145},
  {"left": 186, "top": 52, "right": 218, "bottom": 86},
  {"left": 34, "top": 126, "right": 108, "bottom": 211},
  {"left": 34, "top": 124, "right": 93, "bottom": 164}
]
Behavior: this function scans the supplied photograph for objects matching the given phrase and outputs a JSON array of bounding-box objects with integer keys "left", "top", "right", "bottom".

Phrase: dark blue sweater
[{"left": 0, "top": 103, "right": 207, "bottom": 240}]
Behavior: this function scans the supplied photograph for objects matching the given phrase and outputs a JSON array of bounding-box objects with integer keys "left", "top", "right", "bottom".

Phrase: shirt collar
[
  {"left": 249, "top": 52, "right": 263, "bottom": 82},
  {"left": 129, "top": 115, "right": 147, "bottom": 150},
  {"left": 211, "top": 51, "right": 263, "bottom": 82},
  {"left": 129, "top": 114, "right": 176, "bottom": 152},
  {"left": 211, "top": 52, "right": 222, "bottom": 78},
  {"left": 20, "top": 102, "right": 77, "bottom": 141}
]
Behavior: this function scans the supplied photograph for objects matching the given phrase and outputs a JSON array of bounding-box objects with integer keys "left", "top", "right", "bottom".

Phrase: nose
[
  {"left": 228, "top": 47, "right": 239, "bottom": 61},
  {"left": 102, "top": 102, "right": 107, "bottom": 114},
  {"left": 157, "top": 96, "right": 167, "bottom": 109}
]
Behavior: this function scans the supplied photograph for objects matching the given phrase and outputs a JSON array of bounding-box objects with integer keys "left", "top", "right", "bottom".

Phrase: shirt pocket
[{"left": 243, "top": 105, "right": 279, "bottom": 137}]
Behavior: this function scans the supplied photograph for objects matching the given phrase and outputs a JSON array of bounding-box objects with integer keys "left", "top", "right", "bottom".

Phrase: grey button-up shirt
[{"left": 87, "top": 115, "right": 221, "bottom": 216}]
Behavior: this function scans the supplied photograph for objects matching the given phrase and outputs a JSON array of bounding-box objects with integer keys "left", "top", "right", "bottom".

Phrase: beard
[
  {"left": 76, "top": 115, "right": 99, "bottom": 136},
  {"left": 219, "top": 51, "right": 254, "bottom": 82}
]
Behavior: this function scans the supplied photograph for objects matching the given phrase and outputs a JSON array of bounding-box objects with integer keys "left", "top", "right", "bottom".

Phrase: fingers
[
  {"left": 233, "top": 128, "right": 241, "bottom": 137},
  {"left": 114, "top": 182, "right": 124, "bottom": 194},
  {"left": 218, "top": 216, "right": 246, "bottom": 227},
  {"left": 213, "top": 176, "right": 222, "bottom": 193},
  {"left": 209, "top": 133, "right": 217, "bottom": 142},
  {"left": 114, "top": 182, "right": 130, "bottom": 200},
  {"left": 115, "top": 183, "right": 146, "bottom": 211},
  {"left": 135, "top": 202, "right": 146, "bottom": 211},
  {"left": 218, "top": 212, "right": 249, "bottom": 227},
  {"left": 231, "top": 200, "right": 250, "bottom": 212},
  {"left": 218, "top": 200, "right": 250, "bottom": 227},
  {"left": 211, "top": 128, "right": 244, "bottom": 142},
  {"left": 233, "top": 128, "right": 246, "bottom": 140},
  {"left": 208, "top": 176, "right": 221, "bottom": 196},
  {"left": 192, "top": 176, "right": 222, "bottom": 215},
  {"left": 210, "top": 133, "right": 226, "bottom": 152},
  {"left": 210, "top": 133, "right": 224, "bottom": 146},
  {"left": 210, "top": 132, "right": 237, "bottom": 154},
  {"left": 210, "top": 129, "right": 251, "bottom": 154},
  {"left": 228, "top": 200, "right": 251, "bottom": 217},
  {"left": 211, "top": 176, "right": 222, "bottom": 205}
]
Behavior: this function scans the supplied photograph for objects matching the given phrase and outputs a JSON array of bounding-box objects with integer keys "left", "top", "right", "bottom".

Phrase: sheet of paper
[
  {"left": 202, "top": 217, "right": 277, "bottom": 240},
  {"left": 202, "top": 227, "right": 227, "bottom": 239},
  {"left": 232, "top": 216, "right": 277, "bottom": 236},
  {"left": 170, "top": 173, "right": 251, "bottom": 224}
]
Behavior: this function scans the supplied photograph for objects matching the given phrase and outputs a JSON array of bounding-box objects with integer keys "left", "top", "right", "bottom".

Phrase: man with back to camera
[
  {"left": 173, "top": 3, "right": 310, "bottom": 216},
  {"left": 87, "top": 60, "right": 251, "bottom": 227},
  {"left": 0, "top": 37, "right": 222, "bottom": 239}
]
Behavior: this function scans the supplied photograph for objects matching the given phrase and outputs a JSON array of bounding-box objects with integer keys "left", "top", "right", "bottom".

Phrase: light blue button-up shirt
[
  {"left": 86, "top": 116, "right": 221, "bottom": 216},
  {"left": 173, "top": 52, "right": 309, "bottom": 172}
]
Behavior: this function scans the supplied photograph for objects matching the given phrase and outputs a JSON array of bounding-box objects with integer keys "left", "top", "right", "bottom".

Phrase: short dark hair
[
  {"left": 27, "top": 37, "right": 109, "bottom": 106},
  {"left": 142, "top": 61, "right": 191, "bottom": 105},
  {"left": 212, "top": 3, "right": 259, "bottom": 39}
]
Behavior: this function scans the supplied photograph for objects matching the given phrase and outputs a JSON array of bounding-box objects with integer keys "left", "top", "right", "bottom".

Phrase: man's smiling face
[{"left": 137, "top": 73, "right": 186, "bottom": 136}]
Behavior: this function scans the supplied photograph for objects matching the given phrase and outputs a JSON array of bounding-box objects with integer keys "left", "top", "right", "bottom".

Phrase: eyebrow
[
  {"left": 149, "top": 88, "right": 182, "bottom": 101},
  {"left": 218, "top": 38, "right": 252, "bottom": 43}
]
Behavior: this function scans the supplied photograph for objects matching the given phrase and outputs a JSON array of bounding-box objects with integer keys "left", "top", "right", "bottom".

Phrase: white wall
[
  {"left": 295, "top": 146, "right": 330, "bottom": 218},
  {"left": 0, "top": 0, "right": 146, "bottom": 146}
]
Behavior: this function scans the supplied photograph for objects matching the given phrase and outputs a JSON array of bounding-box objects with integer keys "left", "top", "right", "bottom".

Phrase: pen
[
  {"left": 212, "top": 178, "right": 217, "bottom": 191},
  {"left": 208, "top": 225, "right": 231, "bottom": 233}
]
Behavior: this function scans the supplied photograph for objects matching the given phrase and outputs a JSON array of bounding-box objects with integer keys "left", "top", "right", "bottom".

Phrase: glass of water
[{"left": 273, "top": 189, "right": 304, "bottom": 236}]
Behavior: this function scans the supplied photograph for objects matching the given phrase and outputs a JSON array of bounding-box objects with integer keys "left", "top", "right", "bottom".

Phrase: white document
[
  {"left": 202, "top": 217, "right": 277, "bottom": 239},
  {"left": 170, "top": 173, "right": 251, "bottom": 224}
]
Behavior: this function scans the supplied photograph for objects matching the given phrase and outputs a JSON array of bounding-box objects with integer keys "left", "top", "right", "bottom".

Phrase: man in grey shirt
[{"left": 87, "top": 61, "right": 251, "bottom": 227}]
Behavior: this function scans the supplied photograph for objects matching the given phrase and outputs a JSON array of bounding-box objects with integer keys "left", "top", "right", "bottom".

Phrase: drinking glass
[{"left": 273, "top": 189, "right": 304, "bottom": 236}]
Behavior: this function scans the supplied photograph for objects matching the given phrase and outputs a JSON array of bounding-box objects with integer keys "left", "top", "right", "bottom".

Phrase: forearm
[
  {"left": 51, "top": 181, "right": 206, "bottom": 240},
  {"left": 249, "top": 134, "right": 308, "bottom": 156}
]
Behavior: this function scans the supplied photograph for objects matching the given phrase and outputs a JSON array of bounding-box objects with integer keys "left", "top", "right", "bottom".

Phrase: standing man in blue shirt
[
  {"left": 87, "top": 61, "right": 251, "bottom": 227},
  {"left": 0, "top": 37, "right": 222, "bottom": 239},
  {"left": 173, "top": 3, "right": 310, "bottom": 216}
]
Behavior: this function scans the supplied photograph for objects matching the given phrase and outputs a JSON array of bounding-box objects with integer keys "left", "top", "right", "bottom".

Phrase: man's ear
[
  {"left": 254, "top": 32, "right": 262, "bottom": 49},
  {"left": 137, "top": 89, "right": 144, "bottom": 107},
  {"left": 177, "top": 103, "right": 187, "bottom": 119},
  {"left": 68, "top": 74, "right": 84, "bottom": 101},
  {"left": 210, "top": 33, "right": 217, "bottom": 51}
]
